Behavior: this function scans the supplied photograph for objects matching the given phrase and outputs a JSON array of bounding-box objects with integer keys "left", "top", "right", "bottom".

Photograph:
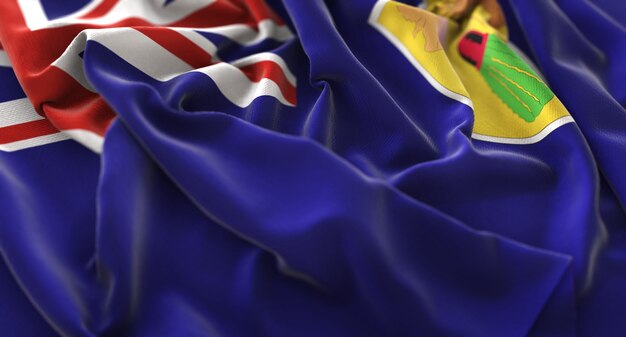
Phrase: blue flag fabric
[{"left": 0, "top": 0, "right": 625, "bottom": 336}]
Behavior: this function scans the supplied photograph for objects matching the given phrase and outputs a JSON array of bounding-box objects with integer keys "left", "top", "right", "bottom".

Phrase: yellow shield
[{"left": 368, "top": 0, "right": 573, "bottom": 144}]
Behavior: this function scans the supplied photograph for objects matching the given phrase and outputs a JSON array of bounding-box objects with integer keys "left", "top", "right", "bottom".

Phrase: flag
[{"left": 0, "top": 0, "right": 625, "bottom": 336}]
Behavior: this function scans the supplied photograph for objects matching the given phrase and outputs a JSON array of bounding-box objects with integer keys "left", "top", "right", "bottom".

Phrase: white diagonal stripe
[
  {"left": 87, "top": 28, "right": 193, "bottom": 81},
  {"left": 194, "top": 63, "right": 293, "bottom": 107},
  {"left": 175, "top": 29, "right": 221, "bottom": 62},
  {"left": 231, "top": 52, "right": 296, "bottom": 86},
  {"left": 194, "top": 19, "right": 292, "bottom": 46}
]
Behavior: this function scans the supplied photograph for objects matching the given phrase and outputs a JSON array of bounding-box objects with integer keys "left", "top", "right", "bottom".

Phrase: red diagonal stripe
[
  {"left": 238, "top": 61, "right": 296, "bottom": 105},
  {"left": 135, "top": 27, "right": 214, "bottom": 69}
]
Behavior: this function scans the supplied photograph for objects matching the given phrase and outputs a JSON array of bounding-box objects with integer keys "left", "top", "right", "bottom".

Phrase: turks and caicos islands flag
[{"left": 0, "top": 0, "right": 296, "bottom": 152}]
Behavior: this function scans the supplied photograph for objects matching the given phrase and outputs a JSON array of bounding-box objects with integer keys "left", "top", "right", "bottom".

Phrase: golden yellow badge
[{"left": 368, "top": 0, "right": 574, "bottom": 144}]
